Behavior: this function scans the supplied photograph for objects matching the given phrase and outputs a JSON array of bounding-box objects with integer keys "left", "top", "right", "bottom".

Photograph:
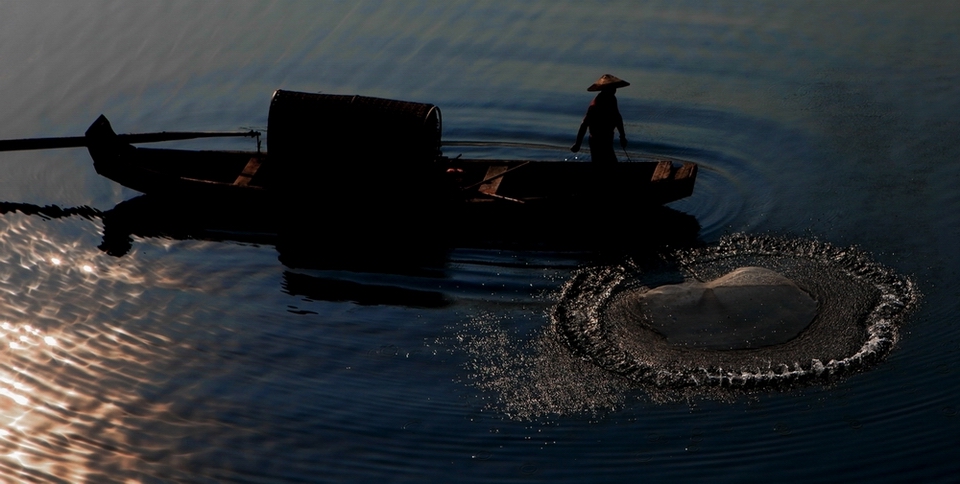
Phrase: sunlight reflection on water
[{"left": 0, "top": 213, "right": 199, "bottom": 481}]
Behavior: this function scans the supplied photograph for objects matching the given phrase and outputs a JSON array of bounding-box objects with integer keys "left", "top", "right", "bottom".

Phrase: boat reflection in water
[{"left": 95, "top": 192, "right": 701, "bottom": 305}]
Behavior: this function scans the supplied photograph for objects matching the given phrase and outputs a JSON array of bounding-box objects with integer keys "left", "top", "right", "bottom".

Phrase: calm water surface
[{"left": 0, "top": 1, "right": 958, "bottom": 482}]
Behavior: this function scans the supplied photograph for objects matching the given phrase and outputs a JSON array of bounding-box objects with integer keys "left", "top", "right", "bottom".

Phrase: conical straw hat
[{"left": 587, "top": 74, "right": 630, "bottom": 92}]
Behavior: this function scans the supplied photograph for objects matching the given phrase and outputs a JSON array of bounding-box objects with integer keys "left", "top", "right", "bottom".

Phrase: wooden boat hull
[
  {"left": 83, "top": 91, "right": 697, "bottom": 223},
  {"left": 87, "top": 145, "right": 272, "bottom": 207},
  {"left": 87, "top": 143, "right": 697, "bottom": 210}
]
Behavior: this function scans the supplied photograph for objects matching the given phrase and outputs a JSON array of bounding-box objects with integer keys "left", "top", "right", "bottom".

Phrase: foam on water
[
  {"left": 461, "top": 234, "right": 919, "bottom": 418},
  {"left": 554, "top": 234, "right": 920, "bottom": 398}
]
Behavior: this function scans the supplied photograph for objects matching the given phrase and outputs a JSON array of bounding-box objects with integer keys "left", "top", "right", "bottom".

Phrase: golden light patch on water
[
  {"left": 0, "top": 213, "right": 212, "bottom": 481},
  {"left": 0, "top": 321, "right": 81, "bottom": 477}
]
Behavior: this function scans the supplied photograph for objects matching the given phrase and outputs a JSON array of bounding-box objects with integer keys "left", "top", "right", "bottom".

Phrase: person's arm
[
  {"left": 571, "top": 118, "right": 588, "bottom": 152},
  {"left": 615, "top": 100, "right": 627, "bottom": 148},
  {"left": 572, "top": 102, "right": 594, "bottom": 152}
]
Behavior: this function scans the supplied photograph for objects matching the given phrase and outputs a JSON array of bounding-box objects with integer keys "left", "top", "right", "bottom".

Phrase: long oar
[{"left": 0, "top": 115, "right": 260, "bottom": 153}]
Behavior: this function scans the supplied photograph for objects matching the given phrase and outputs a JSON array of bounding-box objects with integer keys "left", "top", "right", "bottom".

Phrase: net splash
[{"left": 552, "top": 233, "right": 920, "bottom": 398}]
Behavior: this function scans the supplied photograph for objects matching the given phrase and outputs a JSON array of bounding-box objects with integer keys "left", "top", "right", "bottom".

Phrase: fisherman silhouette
[{"left": 571, "top": 74, "right": 629, "bottom": 164}]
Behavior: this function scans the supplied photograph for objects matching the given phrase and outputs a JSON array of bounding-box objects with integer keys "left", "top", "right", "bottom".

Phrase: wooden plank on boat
[
  {"left": 478, "top": 165, "right": 510, "bottom": 195},
  {"left": 233, "top": 156, "right": 263, "bottom": 186},
  {"left": 651, "top": 160, "right": 673, "bottom": 182},
  {"left": 675, "top": 162, "right": 697, "bottom": 181}
]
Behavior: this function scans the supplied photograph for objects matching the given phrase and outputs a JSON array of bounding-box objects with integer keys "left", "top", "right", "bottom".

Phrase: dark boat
[
  {"left": 83, "top": 90, "right": 698, "bottom": 214},
  {"left": 85, "top": 117, "right": 272, "bottom": 207}
]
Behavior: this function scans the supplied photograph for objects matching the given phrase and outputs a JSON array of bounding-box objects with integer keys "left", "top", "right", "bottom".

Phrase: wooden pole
[{"left": 0, "top": 118, "right": 260, "bottom": 153}]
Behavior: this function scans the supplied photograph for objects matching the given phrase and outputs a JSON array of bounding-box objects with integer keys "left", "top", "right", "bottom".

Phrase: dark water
[{"left": 1, "top": 1, "right": 958, "bottom": 482}]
